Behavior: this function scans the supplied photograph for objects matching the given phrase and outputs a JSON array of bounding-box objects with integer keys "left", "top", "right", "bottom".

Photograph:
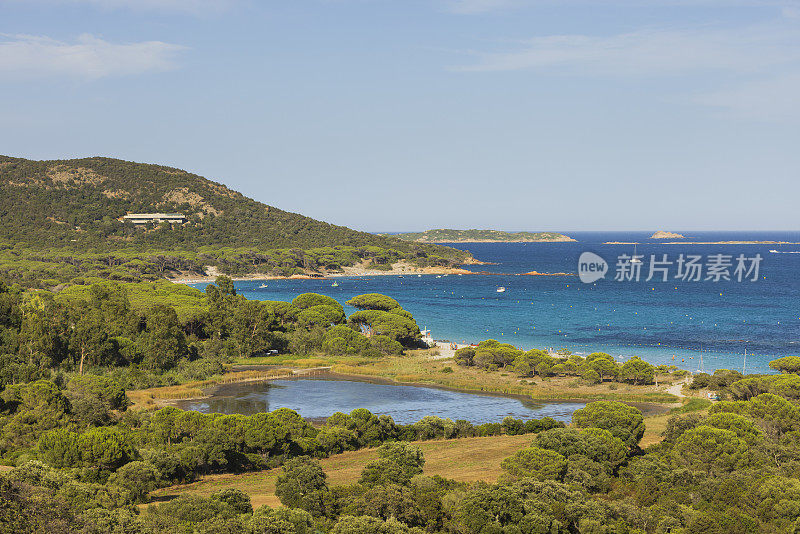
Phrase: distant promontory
[
  {"left": 390, "top": 229, "right": 576, "bottom": 243},
  {"left": 651, "top": 231, "right": 685, "bottom": 239}
]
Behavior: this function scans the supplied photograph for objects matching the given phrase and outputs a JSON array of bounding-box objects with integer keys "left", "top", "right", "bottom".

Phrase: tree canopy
[
  {"left": 572, "top": 401, "right": 645, "bottom": 448},
  {"left": 769, "top": 356, "right": 800, "bottom": 374}
]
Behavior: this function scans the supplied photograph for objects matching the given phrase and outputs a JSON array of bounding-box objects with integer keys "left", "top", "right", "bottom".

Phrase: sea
[{"left": 190, "top": 231, "right": 800, "bottom": 374}]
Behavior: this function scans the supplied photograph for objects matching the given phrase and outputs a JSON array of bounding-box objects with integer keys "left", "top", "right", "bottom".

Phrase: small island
[
  {"left": 651, "top": 231, "right": 686, "bottom": 239},
  {"left": 391, "top": 229, "right": 576, "bottom": 243}
]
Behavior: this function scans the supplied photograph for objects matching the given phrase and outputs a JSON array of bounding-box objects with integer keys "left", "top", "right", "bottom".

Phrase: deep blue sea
[{"left": 191, "top": 232, "right": 800, "bottom": 374}]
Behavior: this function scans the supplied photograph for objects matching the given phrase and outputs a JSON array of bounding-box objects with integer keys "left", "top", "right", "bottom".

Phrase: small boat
[
  {"left": 496, "top": 287, "right": 506, "bottom": 293},
  {"left": 630, "top": 243, "right": 642, "bottom": 264},
  {"left": 417, "top": 274, "right": 422, "bottom": 277},
  {"left": 331, "top": 281, "right": 339, "bottom": 287},
  {"left": 436, "top": 275, "right": 442, "bottom": 278},
  {"left": 770, "top": 249, "right": 779, "bottom": 253},
  {"left": 259, "top": 283, "right": 268, "bottom": 288}
]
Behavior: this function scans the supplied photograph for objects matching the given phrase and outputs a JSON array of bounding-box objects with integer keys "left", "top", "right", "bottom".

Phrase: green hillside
[
  {"left": 0, "top": 156, "right": 468, "bottom": 286},
  {"left": 392, "top": 229, "right": 575, "bottom": 243}
]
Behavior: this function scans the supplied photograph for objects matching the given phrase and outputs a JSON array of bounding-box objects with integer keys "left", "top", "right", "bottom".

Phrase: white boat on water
[
  {"left": 770, "top": 249, "right": 779, "bottom": 253},
  {"left": 496, "top": 287, "right": 506, "bottom": 293},
  {"left": 331, "top": 281, "right": 339, "bottom": 287},
  {"left": 630, "top": 243, "right": 642, "bottom": 263},
  {"left": 259, "top": 283, "right": 268, "bottom": 288}
]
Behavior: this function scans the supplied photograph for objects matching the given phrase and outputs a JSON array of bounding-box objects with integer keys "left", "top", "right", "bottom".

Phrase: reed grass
[{"left": 128, "top": 368, "right": 296, "bottom": 408}]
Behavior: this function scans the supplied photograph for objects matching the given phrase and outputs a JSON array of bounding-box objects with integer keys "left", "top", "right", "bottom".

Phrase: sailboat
[
  {"left": 331, "top": 281, "right": 339, "bottom": 287},
  {"left": 630, "top": 243, "right": 642, "bottom": 264}
]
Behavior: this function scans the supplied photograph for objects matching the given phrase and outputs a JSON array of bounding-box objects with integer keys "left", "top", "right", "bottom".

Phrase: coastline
[
  {"left": 168, "top": 261, "right": 481, "bottom": 285},
  {"left": 604, "top": 240, "right": 800, "bottom": 245},
  {"left": 169, "top": 266, "right": 576, "bottom": 284},
  {"left": 412, "top": 238, "right": 577, "bottom": 243}
]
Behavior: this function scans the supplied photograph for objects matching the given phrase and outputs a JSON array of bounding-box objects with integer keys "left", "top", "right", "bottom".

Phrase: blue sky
[{"left": 1, "top": 0, "right": 799, "bottom": 232}]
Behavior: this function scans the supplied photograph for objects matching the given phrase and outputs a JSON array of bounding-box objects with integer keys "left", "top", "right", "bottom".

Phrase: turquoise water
[
  {"left": 191, "top": 231, "right": 800, "bottom": 373},
  {"left": 173, "top": 378, "right": 586, "bottom": 424}
]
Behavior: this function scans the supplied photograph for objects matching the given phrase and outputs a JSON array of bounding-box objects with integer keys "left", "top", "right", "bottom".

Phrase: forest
[{"left": 2, "top": 277, "right": 800, "bottom": 533}]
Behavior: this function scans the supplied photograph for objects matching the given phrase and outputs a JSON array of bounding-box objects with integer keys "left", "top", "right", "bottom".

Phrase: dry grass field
[{"left": 150, "top": 434, "right": 536, "bottom": 508}]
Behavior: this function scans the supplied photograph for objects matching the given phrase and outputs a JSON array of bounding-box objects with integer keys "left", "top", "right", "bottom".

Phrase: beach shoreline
[
  {"left": 168, "top": 261, "right": 481, "bottom": 284},
  {"left": 169, "top": 267, "right": 576, "bottom": 284}
]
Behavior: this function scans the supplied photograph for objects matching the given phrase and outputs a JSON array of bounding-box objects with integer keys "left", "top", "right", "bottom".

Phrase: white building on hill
[{"left": 122, "top": 213, "right": 187, "bottom": 225}]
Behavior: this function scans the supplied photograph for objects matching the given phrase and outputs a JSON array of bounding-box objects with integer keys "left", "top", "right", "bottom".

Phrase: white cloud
[
  {"left": 4, "top": 0, "right": 239, "bottom": 14},
  {"left": 453, "top": 26, "right": 800, "bottom": 75},
  {"left": 453, "top": 22, "right": 800, "bottom": 121},
  {"left": 0, "top": 34, "right": 186, "bottom": 80}
]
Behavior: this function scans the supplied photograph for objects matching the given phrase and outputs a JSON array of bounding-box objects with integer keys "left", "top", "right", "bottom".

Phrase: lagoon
[{"left": 172, "top": 378, "right": 586, "bottom": 424}]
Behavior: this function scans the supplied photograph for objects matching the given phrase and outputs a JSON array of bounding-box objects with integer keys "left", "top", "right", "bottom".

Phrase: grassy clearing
[
  {"left": 640, "top": 396, "right": 712, "bottom": 448},
  {"left": 668, "top": 397, "right": 712, "bottom": 414},
  {"left": 314, "top": 352, "right": 679, "bottom": 404},
  {"left": 150, "top": 434, "right": 535, "bottom": 508}
]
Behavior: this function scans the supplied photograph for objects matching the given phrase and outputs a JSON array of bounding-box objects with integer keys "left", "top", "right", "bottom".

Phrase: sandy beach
[{"left": 168, "top": 260, "right": 478, "bottom": 285}]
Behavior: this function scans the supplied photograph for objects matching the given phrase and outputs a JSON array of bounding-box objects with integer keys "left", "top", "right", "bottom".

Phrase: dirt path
[{"left": 665, "top": 379, "right": 687, "bottom": 399}]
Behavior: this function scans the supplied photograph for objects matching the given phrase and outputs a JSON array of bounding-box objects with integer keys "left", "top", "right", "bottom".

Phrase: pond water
[{"left": 172, "top": 378, "right": 586, "bottom": 424}]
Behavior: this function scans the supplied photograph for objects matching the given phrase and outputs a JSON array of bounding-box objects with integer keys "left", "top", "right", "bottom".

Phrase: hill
[
  {"left": 0, "top": 156, "right": 469, "bottom": 286},
  {"left": 391, "top": 229, "right": 575, "bottom": 243}
]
